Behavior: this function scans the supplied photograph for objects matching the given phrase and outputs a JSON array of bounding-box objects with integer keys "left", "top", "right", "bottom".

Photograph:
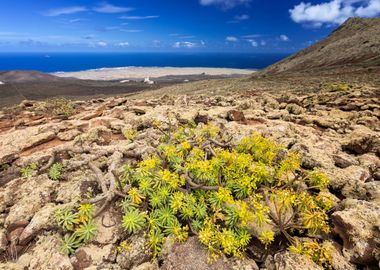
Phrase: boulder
[
  {"left": 16, "top": 233, "right": 73, "bottom": 270},
  {"left": 342, "top": 126, "right": 380, "bottom": 155},
  {"left": 160, "top": 237, "right": 259, "bottom": 270},
  {"left": 116, "top": 235, "right": 152, "bottom": 269},
  {"left": 332, "top": 199, "right": 380, "bottom": 265},
  {"left": 265, "top": 252, "right": 323, "bottom": 270}
]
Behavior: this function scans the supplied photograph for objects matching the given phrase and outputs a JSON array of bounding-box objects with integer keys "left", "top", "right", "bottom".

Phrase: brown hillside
[{"left": 262, "top": 17, "right": 380, "bottom": 74}]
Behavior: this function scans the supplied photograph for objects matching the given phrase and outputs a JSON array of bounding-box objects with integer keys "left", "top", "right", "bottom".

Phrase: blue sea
[{"left": 0, "top": 52, "right": 289, "bottom": 72}]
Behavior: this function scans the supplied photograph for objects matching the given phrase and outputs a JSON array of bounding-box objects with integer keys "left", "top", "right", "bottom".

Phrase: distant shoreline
[{"left": 52, "top": 66, "right": 255, "bottom": 81}]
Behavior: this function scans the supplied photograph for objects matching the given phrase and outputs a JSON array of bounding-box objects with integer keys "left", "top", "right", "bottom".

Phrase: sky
[{"left": 0, "top": 0, "right": 379, "bottom": 53}]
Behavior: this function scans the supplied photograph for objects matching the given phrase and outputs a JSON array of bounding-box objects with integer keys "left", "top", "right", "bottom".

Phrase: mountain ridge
[{"left": 262, "top": 17, "right": 380, "bottom": 75}]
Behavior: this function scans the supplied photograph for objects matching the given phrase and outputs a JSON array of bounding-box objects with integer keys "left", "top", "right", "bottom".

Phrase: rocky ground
[{"left": 0, "top": 77, "right": 379, "bottom": 270}]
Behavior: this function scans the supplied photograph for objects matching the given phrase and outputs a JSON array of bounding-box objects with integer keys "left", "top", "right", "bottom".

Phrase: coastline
[{"left": 52, "top": 66, "right": 255, "bottom": 81}]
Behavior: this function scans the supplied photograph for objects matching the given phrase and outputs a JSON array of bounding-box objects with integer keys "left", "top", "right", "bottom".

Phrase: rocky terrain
[
  {"left": 0, "top": 77, "right": 379, "bottom": 269},
  {"left": 0, "top": 16, "right": 379, "bottom": 270}
]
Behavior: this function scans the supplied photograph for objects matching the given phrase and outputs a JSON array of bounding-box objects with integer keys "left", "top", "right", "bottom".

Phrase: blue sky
[{"left": 0, "top": 0, "right": 379, "bottom": 53}]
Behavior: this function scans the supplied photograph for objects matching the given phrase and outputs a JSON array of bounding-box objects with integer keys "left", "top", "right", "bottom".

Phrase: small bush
[
  {"left": 49, "top": 162, "right": 64, "bottom": 180},
  {"left": 20, "top": 162, "right": 38, "bottom": 178},
  {"left": 326, "top": 83, "right": 350, "bottom": 92},
  {"left": 55, "top": 204, "right": 97, "bottom": 255},
  {"left": 117, "top": 122, "right": 333, "bottom": 265}
]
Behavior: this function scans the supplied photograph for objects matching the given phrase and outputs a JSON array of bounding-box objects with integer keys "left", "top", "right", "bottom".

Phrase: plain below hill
[{"left": 261, "top": 17, "right": 380, "bottom": 75}]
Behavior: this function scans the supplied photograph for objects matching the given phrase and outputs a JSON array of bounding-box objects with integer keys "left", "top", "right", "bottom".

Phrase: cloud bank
[
  {"left": 290, "top": 0, "right": 380, "bottom": 27},
  {"left": 93, "top": 3, "right": 133, "bottom": 13},
  {"left": 44, "top": 6, "right": 87, "bottom": 16}
]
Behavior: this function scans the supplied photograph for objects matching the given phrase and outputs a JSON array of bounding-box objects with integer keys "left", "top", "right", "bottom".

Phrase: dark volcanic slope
[
  {"left": 0, "top": 70, "right": 63, "bottom": 83},
  {"left": 263, "top": 17, "right": 380, "bottom": 74}
]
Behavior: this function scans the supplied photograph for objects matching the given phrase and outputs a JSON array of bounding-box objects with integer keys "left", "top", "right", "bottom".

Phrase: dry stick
[
  {"left": 87, "top": 151, "right": 131, "bottom": 217},
  {"left": 184, "top": 173, "right": 219, "bottom": 191}
]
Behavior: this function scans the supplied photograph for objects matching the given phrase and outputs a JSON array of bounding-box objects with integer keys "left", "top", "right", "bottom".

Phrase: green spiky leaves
[
  {"left": 116, "top": 122, "right": 332, "bottom": 263},
  {"left": 55, "top": 204, "right": 97, "bottom": 255},
  {"left": 122, "top": 209, "right": 147, "bottom": 234},
  {"left": 49, "top": 162, "right": 63, "bottom": 180}
]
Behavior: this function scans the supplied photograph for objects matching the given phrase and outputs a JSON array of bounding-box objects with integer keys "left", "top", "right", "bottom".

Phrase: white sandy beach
[{"left": 52, "top": 67, "right": 254, "bottom": 81}]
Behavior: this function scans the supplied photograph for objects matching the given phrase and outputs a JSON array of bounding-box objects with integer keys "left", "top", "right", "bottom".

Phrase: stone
[
  {"left": 327, "top": 165, "right": 372, "bottom": 198},
  {"left": 57, "top": 129, "right": 81, "bottom": 141},
  {"left": 116, "top": 235, "right": 152, "bottom": 269},
  {"left": 18, "top": 203, "right": 58, "bottom": 246},
  {"left": 333, "top": 153, "right": 358, "bottom": 168},
  {"left": 160, "top": 237, "right": 258, "bottom": 270},
  {"left": 7, "top": 227, "right": 24, "bottom": 244},
  {"left": 332, "top": 199, "right": 380, "bottom": 265},
  {"left": 194, "top": 113, "right": 209, "bottom": 124},
  {"left": 266, "top": 252, "right": 323, "bottom": 270},
  {"left": 4, "top": 175, "right": 56, "bottom": 227},
  {"left": 93, "top": 208, "right": 122, "bottom": 245},
  {"left": 0, "top": 229, "right": 7, "bottom": 252},
  {"left": 342, "top": 126, "right": 380, "bottom": 155},
  {"left": 227, "top": 110, "right": 247, "bottom": 123},
  {"left": 132, "top": 261, "right": 159, "bottom": 270},
  {"left": 16, "top": 233, "right": 73, "bottom": 270},
  {"left": 285, "top": 103, "right": 304, "bottom": 115}
]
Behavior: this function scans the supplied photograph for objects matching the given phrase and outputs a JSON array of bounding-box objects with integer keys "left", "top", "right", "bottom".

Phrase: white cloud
[
  {"left": 44, "top": 6, "right": 87, "bottom": 16},
  {"left": 280, "top": 34, "right": 289, "bottom": 41},
  {"left": 235, "top": 14, "right": 250, "bottom": 20},
  {"left": 260, "top": 40, "right": 266, "bottom": 46},
  {"left": 241, "top": 34, "right": 262, "bottom": 38},
  {"left": 290, "top": 0, "right": 380, "bottom": 27},
  {"left": 118, "top": 42, "right": 129, "bottom": 47},
  {"left": 247, "top": 39, "right": 258, "bottom": 47},
  {"left": 97, "top": 41, "right": 107, "bottom": 47},
  {"left": 120, "top": 15, "right": 159, "bottom": 20},
  {"left": 94, "top": 3, "right": 133, "bottom": 13},
  {"left": 173, "top": 41, "right": 203, "bottom": 49},
  {"left": 199, "top": 0, "right": 251, "bottom": 9},
  {"left": 226, "top": 36, "right": 238, "bottom": 42}
]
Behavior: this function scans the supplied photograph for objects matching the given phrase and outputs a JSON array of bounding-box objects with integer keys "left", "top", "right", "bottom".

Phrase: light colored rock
[
  {"left": 266, "top": 252, "right": 323, "bottom": 270},
  {"left": 93, "top": 208, "right": 122, "bottom": 244},
  {"left": 132, "top": 261, "right": 159, "bottom": 270},
  {"left": 16, "top": 233, "right": 73, "bottom": 270},
  {"left": 57, "top": 129, "right": 81, "bottom": 141},
  {"left": 332, "top": 199, "right": 380, "bottom": 265},
  {"left": 71, "top": 244, "right": 113, "bottom": 269},
  {"left": 18, "top": 203, "right": 58, "bottom": 245},
  {"left": 116, "top": 235, "right": 152, "bottom": 269},
  {"left": 161, "top": 237, "right": 259, "bottom": 270},
  {"left": 5, "top": 175, "right": 57, "bottom": 227}
]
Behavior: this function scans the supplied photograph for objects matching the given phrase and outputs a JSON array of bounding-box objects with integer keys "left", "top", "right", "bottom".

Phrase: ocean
[{"left": 0, "top": 52, "right": 289, "bottom": 73}]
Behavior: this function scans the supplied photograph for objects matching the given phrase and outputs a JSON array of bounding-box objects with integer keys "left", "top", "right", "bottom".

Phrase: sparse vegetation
[
  {"left": 326, "top": 83, "right": 350, "bottom": 92},
  {"left": 20, "top": 162, "right": 38, "bottom": 178},
  {"left": 114, "top": 121, "right": 333, "bottom": 265},
  {"left": 123, "top": 129, "right": 138, "bottom": 141},
  {"left": 48, "top": 162, "right": 63, "bottom": 180}
]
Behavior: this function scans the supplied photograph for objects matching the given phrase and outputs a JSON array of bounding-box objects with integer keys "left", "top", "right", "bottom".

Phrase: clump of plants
[
  {"left": 39, "top": 98, "right": 75, "bottom": 117},
  {"left": 20, "top": 162, "right": 38, "bottom": 178},
  {"left": 55, "top": 204, "right": 97, "bottom": 255},
  {"left": 123, "top": 129, "right": 138, "bottom": 141},
  {"left": 49, "top": 162, "right": 64, "bottom": 180},
  {"left": 326, "top": 83, "right": 350, "bottom": 92},
  {"left": 116, "top": 121, "right": 334, "bottom": 267}
]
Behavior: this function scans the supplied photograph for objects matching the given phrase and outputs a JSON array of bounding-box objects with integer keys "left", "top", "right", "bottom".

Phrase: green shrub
[
  {"left": 20, "top": 162, "right": 38, "bottom": 178},
  {"left": 117, "top": 122, "right": 333, "bottom": 265},
  {"left": 55, "top": 204, "right": 97, "bottom": 255},
  {"left": 49, "top": 162, "right": 63, "bottom": 180},
  {"left": 326, "top": 83, "right": 350, "bottom": 92}
]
